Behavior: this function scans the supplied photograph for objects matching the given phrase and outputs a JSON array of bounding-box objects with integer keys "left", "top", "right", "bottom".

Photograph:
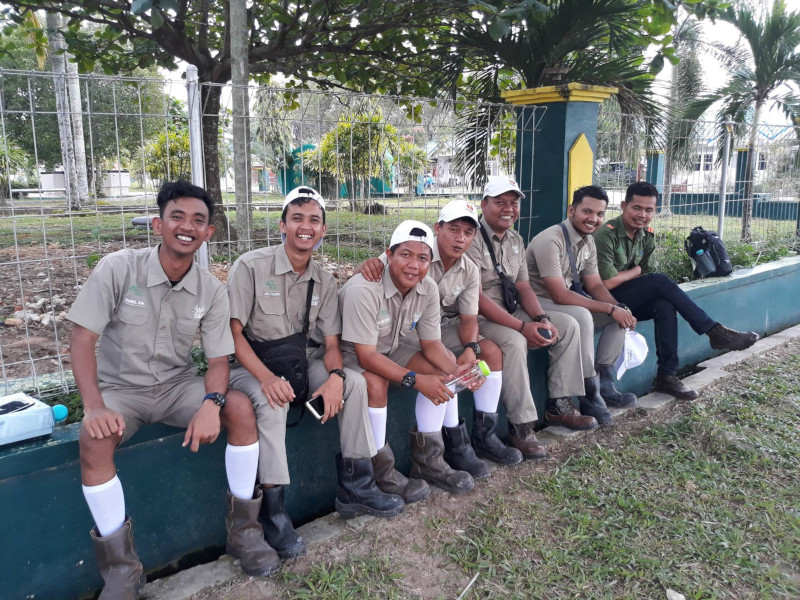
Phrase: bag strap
[
  {"left": 302, "top": 278, "right": 314, "bottom": 336},
  {"left": 559, "top": 222, "right": 581, "bottom": 287},
  {"left": 479, "top": 223, "right": 506, "bottom": 278}
]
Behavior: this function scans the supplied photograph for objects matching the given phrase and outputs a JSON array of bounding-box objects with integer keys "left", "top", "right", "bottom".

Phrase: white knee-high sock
[
  {"left": 415, "top": 392, "right": 447, "bottom": 433},
  {"left": 473, "top": 370, "right": 503, "bottom": 414},
  {"left": 83, "top": 475, "right": 125, "bottom": 538},
  {"left": 368, "top": 406, "right": 387, "bottom": 449},
  {"left": 225, "top": 441, "right": 259, "bottom": 500},
  {"left": 443, "top": 391, "right": 460, "bottom": 428}
]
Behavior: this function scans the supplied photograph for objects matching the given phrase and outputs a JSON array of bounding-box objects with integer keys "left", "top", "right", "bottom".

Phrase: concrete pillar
[{"left": 502, "top": 83, "right": 618, "bottom": 244}]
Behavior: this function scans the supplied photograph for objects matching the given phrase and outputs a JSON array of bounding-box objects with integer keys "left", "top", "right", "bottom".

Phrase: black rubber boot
[
  {"left": 470, "top": 409, "right": 523, "bottom": 466},
  {"left": 335, "top": 454, "right": 405, "bottom": 518},
  {"left": 596, "top": 364, "right": 637, "bottom": 407},
  {"left": 259, "top": 485, "right": 306, "bottom": 560},
  {"left": 578, "top": 376, "right": 613, "bottom": 425},
  {"left": 410, "top": 428, "right": 474, "bottom": 494},
  {"left": 443, "top": 419, "right": 491, "bottom": 479}
]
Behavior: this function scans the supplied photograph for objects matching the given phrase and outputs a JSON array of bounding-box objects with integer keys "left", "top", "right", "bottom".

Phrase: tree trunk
[
  {"left": 199, "top": 82, "right": 232, "bottom": 248},
  {"left": 46, "top": 12, "right": 80, "bottom": 211},
  {"left": 65, "top": 51, "right": 90, "bottom": 202},
  {"left": 740, "top": 103, "right": 762, "bottom": 242},
  {"left": 231, "top": 0, "right": 252, "bottom": 253}
]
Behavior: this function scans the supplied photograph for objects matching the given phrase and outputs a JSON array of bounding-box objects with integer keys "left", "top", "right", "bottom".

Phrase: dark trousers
[{"left": 611, "top": 273, "right": 716, "bottom": 375}]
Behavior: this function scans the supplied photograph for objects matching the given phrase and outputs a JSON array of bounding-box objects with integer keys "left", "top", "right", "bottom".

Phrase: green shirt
[{"left": 592, "top": 214, "right": 656, "bottom": 281}]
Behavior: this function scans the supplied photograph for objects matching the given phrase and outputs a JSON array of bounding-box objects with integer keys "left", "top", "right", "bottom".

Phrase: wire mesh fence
[{"left": 0, "top": 70, "right": 526, "bottom": 397}]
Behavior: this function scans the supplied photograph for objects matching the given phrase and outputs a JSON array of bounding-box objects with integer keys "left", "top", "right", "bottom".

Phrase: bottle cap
[
  {"left": 52, "top": 404, "right": 68, "bottom": 423},
  {"left": 476, "top": 360, "right": 491, "bottom": 377}
]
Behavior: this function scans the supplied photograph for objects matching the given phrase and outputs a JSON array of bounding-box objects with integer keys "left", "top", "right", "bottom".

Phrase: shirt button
[{"left": 155, "top": 353, "right": 161, "bottom": 359}]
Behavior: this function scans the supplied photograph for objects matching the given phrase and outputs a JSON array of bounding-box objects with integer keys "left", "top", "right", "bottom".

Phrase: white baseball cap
[
  {"left": 483, "top": 176, "right": 525, "bottom": 200},
  {"left": 437, "top": 200, "right": 479, "bottom": 227},
  {"left": 282, "top": 185, "right": 326, "bottom": 212},
  {"left": 389, "top": 220, "right": 435, "bottom": 253},
  {"left": 615, "top": 329, "right": 649, "bottom": 379}
]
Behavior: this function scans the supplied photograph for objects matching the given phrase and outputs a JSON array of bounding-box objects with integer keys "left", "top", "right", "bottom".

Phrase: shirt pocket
[
  {"left": 176, "top": 317, "right": 200, "bottom": 336},
  {"left": 258, "top": 296, "right": 286, "bottom": 316},
  {"left": 118, "top": 304, "right": 147, "bottom": 326}
]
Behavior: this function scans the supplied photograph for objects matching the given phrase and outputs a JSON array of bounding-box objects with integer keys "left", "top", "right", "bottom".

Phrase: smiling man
[
  {"left": 68, "top": 181, "right": 277, "bottom": 598},
  {"left": 526, "top": 185, "right": 639, "bottom": 426},
  {"left": 227, "top": 186, "right": 402, "bottom": 560},
  {"left": 339, "top": 220, "right": 479, "bottom": 499},
  {"left": 593, "top": 181, "right": 759, "bottom": 399}
]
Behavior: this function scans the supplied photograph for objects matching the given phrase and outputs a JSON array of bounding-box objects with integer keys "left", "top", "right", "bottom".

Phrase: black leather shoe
[
  {"left": 443, "top": 419, "right": 491, "bottom": 478},
  {"left": 471, "top": 409, "right": 523, "bottom": 465},
  {"left": 335, "top": 454, "right": 405, "bottom": 518},
  {"left": 578, "top": 376, "right": 613, "bottom": 425},
  {"left": 654, "top": 373, "right": 699, "bottom": 400},
  {"left": 259, "top": 485, "right": 306, "bottom": 560},
  {"left": 707, "top": 323, "right": 759, "bottom": 351}
]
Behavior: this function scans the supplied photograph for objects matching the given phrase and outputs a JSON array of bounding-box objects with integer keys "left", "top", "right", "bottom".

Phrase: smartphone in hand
[{"left": 306, "top": 395, "right": 325, "bottom": 421}]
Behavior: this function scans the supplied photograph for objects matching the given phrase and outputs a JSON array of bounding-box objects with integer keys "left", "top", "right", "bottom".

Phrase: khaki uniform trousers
[
  {"left": 478, "top": 307, "right": 584, "bottom": 411},
  {"left": 537, "top": 297, "right": 625, "bottom": 377},
  {"left": 229, "top": 351, "right": 376, "bottom": 485}
]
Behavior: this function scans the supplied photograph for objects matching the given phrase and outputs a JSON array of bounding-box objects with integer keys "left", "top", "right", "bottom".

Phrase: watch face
[{"left": 401, "top": 372, "right": 416, "bottom": 390}]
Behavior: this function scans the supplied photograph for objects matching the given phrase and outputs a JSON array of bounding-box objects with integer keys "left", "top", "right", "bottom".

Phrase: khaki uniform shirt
[
  {"left": 67, "top": 245, "right": 234, "bottom": 387},
  {"left": 592, "top": 214, "right": 656, "bottom": 280},
  {"left": 227, "top": 245, "right": 340, "bottom": 347},
  {"left": 338, "top": 269, "right": 441, "bottom": 356},
  {"left": 526, "top": 219, "right": 599, "bottom": 299},
  {"left": 377, "top": 240, "right": 480, "bottom": 322},
  {"left": 464, "top": 216, "right": 528, "bottom": 304}
]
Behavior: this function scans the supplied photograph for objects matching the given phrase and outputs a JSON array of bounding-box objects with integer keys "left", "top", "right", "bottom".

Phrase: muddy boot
[
  {"left": 654, "top": 373, "right": 699, "bottom": 400},
  {"left": 707, "top": 323, "right": 759, "bottom": 351},
  {"left": 90, "top": 517, "right": 147, "bottom": 600},
  {"left": 226, "top": 489, "right": 281, "bottom": 576},
  {"left": 596, "top": 364, "right": 637, "bottom": 407},
  {"left": 259, "top": 485, "right": 306, "bottom": 560},
  {"left": 410, "top": 428, "right": 474, "bottom": 494},
  {"left": 442, "top": 419, "right": 491, "bottom": 479},
  {"left": 578, "top": 376, "right": 613, "bottom": 425},
  {"left": 335, "top": 454, "right": 405, "bottom": 518},
  {"left": 471, "top": 409, "right": 523, "bottom": 466},
  {"left": 508, "top": 421, "right": 547, "bottom": 460},
  {"left": 545, "top": 397, "right": 598, "bottom": 431},
  {"left": 372, "top": 442, "right": 430, "bottom": 503}
]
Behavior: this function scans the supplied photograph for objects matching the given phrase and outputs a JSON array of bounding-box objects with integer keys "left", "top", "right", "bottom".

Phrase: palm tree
[{"left": 685, "top": 0, "right": 800, "bottom": 241}]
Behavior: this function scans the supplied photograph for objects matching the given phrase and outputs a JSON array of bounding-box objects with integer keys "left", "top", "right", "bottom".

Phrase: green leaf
[
  {"left": 130, "top": 0, "right": 154, "bottom": 16},
  {"left": 151, "top": 10, "right": 165, "bottom": 29},
  {"left": 487, "top": 18, "right": 510, "bottom": 41},
  {"left": 156, "top": 0, "right": 179, "bottom": 11}
]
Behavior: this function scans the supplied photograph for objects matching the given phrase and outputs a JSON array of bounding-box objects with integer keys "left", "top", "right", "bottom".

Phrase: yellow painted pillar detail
[{"left": 567, "top": 133, "right": 593, "bottom": 200}]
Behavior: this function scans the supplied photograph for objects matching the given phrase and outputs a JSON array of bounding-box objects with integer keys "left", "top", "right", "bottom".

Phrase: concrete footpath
[{"left": 140, "top": 323, "right": 800, "bottom": 600}]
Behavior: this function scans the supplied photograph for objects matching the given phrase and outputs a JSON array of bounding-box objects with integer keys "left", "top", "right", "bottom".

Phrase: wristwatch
[
  {"left": 533, "top": 313, "right": 551, "bottom": 323},
  {"left": 617, "top": 303, "right": 630, "bottom": 311},
  {"left": 329, "top": 368, "right": 347, "bottom": 381},
  {"left": 401, "top": 371, "right": 417, "bottom": 390},
  {"left": 203, "top": 392, "right": 227, "bottom": 409},
  {"left": 464, "top": 342, "right": 481, "bottom": 357}
]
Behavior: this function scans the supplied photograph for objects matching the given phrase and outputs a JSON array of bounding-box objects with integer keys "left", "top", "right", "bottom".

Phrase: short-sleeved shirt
[
  {"left": 592, "top": 214, "right": 656, "bottom": 280},
  {"left": 464, "top": 216, "right": 528, "bottom": 305},
  {"left": 338, "top": 268, "right": 441, "bottom": 357},
  {"left": 376, "top": 240, "right": 480, "bottom": 322},
  {"left": 67, "top": 245, "right": 234, "bottom": 387},
  {"left": 526, "top": 219, "right": 599, "bottom": 299},
  {"left": 227, "top": 244, "right": 340, "bottom": 346}
]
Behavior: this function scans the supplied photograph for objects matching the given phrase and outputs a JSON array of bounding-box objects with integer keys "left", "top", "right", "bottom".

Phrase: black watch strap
[
  {"left": 329, "top": 368, "right": 346, "bottom": 381},
  {"left": 401, "top": 371, "right": 416, "bottom": 390},
  {"left": 464, "top": 341, "right": 481, "bottom": 357},
  {"left": 533, "top": 313, "right": 551, "bottom": 323},
  {"left": 203, "top": 392, "right": 226, "bottom": 409}
]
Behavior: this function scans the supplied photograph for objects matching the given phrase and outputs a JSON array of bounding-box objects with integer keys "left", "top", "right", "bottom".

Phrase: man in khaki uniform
[
  {"left": 465, "top": 176, "right": 597, "bottom": 432},
  {"left": 355, "top": 200, "right": 534, "bottom": 465},
  {"left": 70, "top": 181, "right": 278, "bottom": 599},
  {"left": 526, "top": 185, "right": 638, "bottom": 425},
  {"left": 339, "top": 220, "right": 479, "bottom": 500},
  {"left": 228, "top": 186, "right": 402, "bottom": 556}
]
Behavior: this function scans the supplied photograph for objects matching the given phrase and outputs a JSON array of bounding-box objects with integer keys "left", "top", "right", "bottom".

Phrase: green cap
[{"left": 476, "top": 360, "right": 491, "bottom": 377}]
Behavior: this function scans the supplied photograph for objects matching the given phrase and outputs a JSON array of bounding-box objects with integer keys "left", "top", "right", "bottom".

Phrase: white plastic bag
[{"left": 615, "top": 329, "right": 648, "bottom": 379}]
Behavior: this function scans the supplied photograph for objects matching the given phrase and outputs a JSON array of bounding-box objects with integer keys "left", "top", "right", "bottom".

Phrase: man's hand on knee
[{"left": 83, "top": 407, "right": 126, "bottom": 440}]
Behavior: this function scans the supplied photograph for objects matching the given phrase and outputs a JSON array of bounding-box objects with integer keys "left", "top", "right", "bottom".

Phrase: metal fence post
[
  {"left": 717, "top": 115, "right": 733, "bottom": 239},
  {"left": 186, "top": 65, "right": 209, "bottom": 269}
]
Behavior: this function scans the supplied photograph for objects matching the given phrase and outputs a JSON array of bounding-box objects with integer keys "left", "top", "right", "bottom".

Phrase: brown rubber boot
[
  {"left": 707, "top": 323, "right": 759, "bottom": 351},
  {"left": 90, "top": 516, "right": 147, "bottom": 600},
  {"left": 372, "top": 442, "right": 430, "bottom": 503},
  {"left": 508, "top": 421, "right": 547, "bottom": 460},
  {"left": 409, "top": 428, "right": 474, "bottom": 494},
  {"left": 545, "top": 397, "right": 598, "bottom": 430},
  {"left": 225, "top": 489, "right": 282, "bottom": 576}
]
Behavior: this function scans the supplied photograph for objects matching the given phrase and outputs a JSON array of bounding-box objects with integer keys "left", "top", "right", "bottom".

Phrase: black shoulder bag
[
  {"left": 245, "top": 280, "right": 314, "bottom": 426},
  {"left": 479, "top": 224, "right": 520, "bottom": 314},
  {"left": 559, "top": 222, "right": 591, "bottom": 298}
]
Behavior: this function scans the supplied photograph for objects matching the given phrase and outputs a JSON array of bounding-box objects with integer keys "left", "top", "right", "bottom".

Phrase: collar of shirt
[
  {"left": 479, "top": 215, "right": 503, "bottom": 241},
  {"left": 274, "top": 244, "right": 320, "bottom": 283},
  {"left": 146, "top": 244, "right": 199, "bottom": 295},
  {"left": 562, "top": 219, "right": 590, "bottom": 252},
  {"left": 432, "top": 239, "right": 466, "bottom": 274},
  {"left": 381, "top": 263, "right": 432, "bottom": 298}
]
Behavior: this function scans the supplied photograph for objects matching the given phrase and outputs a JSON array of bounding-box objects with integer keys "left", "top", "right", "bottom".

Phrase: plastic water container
[
  {"left": 694, "top": 249, "right": 716, "bottom": 277},
  {"left": 445, "top": 360, "right": 491, "bottom": 392}
]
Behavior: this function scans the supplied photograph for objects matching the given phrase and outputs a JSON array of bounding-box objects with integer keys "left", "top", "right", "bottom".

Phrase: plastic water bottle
[
  {"left": 694, "top": 249, "right": 716, "bottom": 277},
  {"left": 445, "top": 360, "right": 491, "bottom": 392}
]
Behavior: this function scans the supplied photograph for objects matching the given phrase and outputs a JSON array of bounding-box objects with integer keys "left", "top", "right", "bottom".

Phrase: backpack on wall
[{"left": 684, "top": 226, "right": 733, "bottom": 278}]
